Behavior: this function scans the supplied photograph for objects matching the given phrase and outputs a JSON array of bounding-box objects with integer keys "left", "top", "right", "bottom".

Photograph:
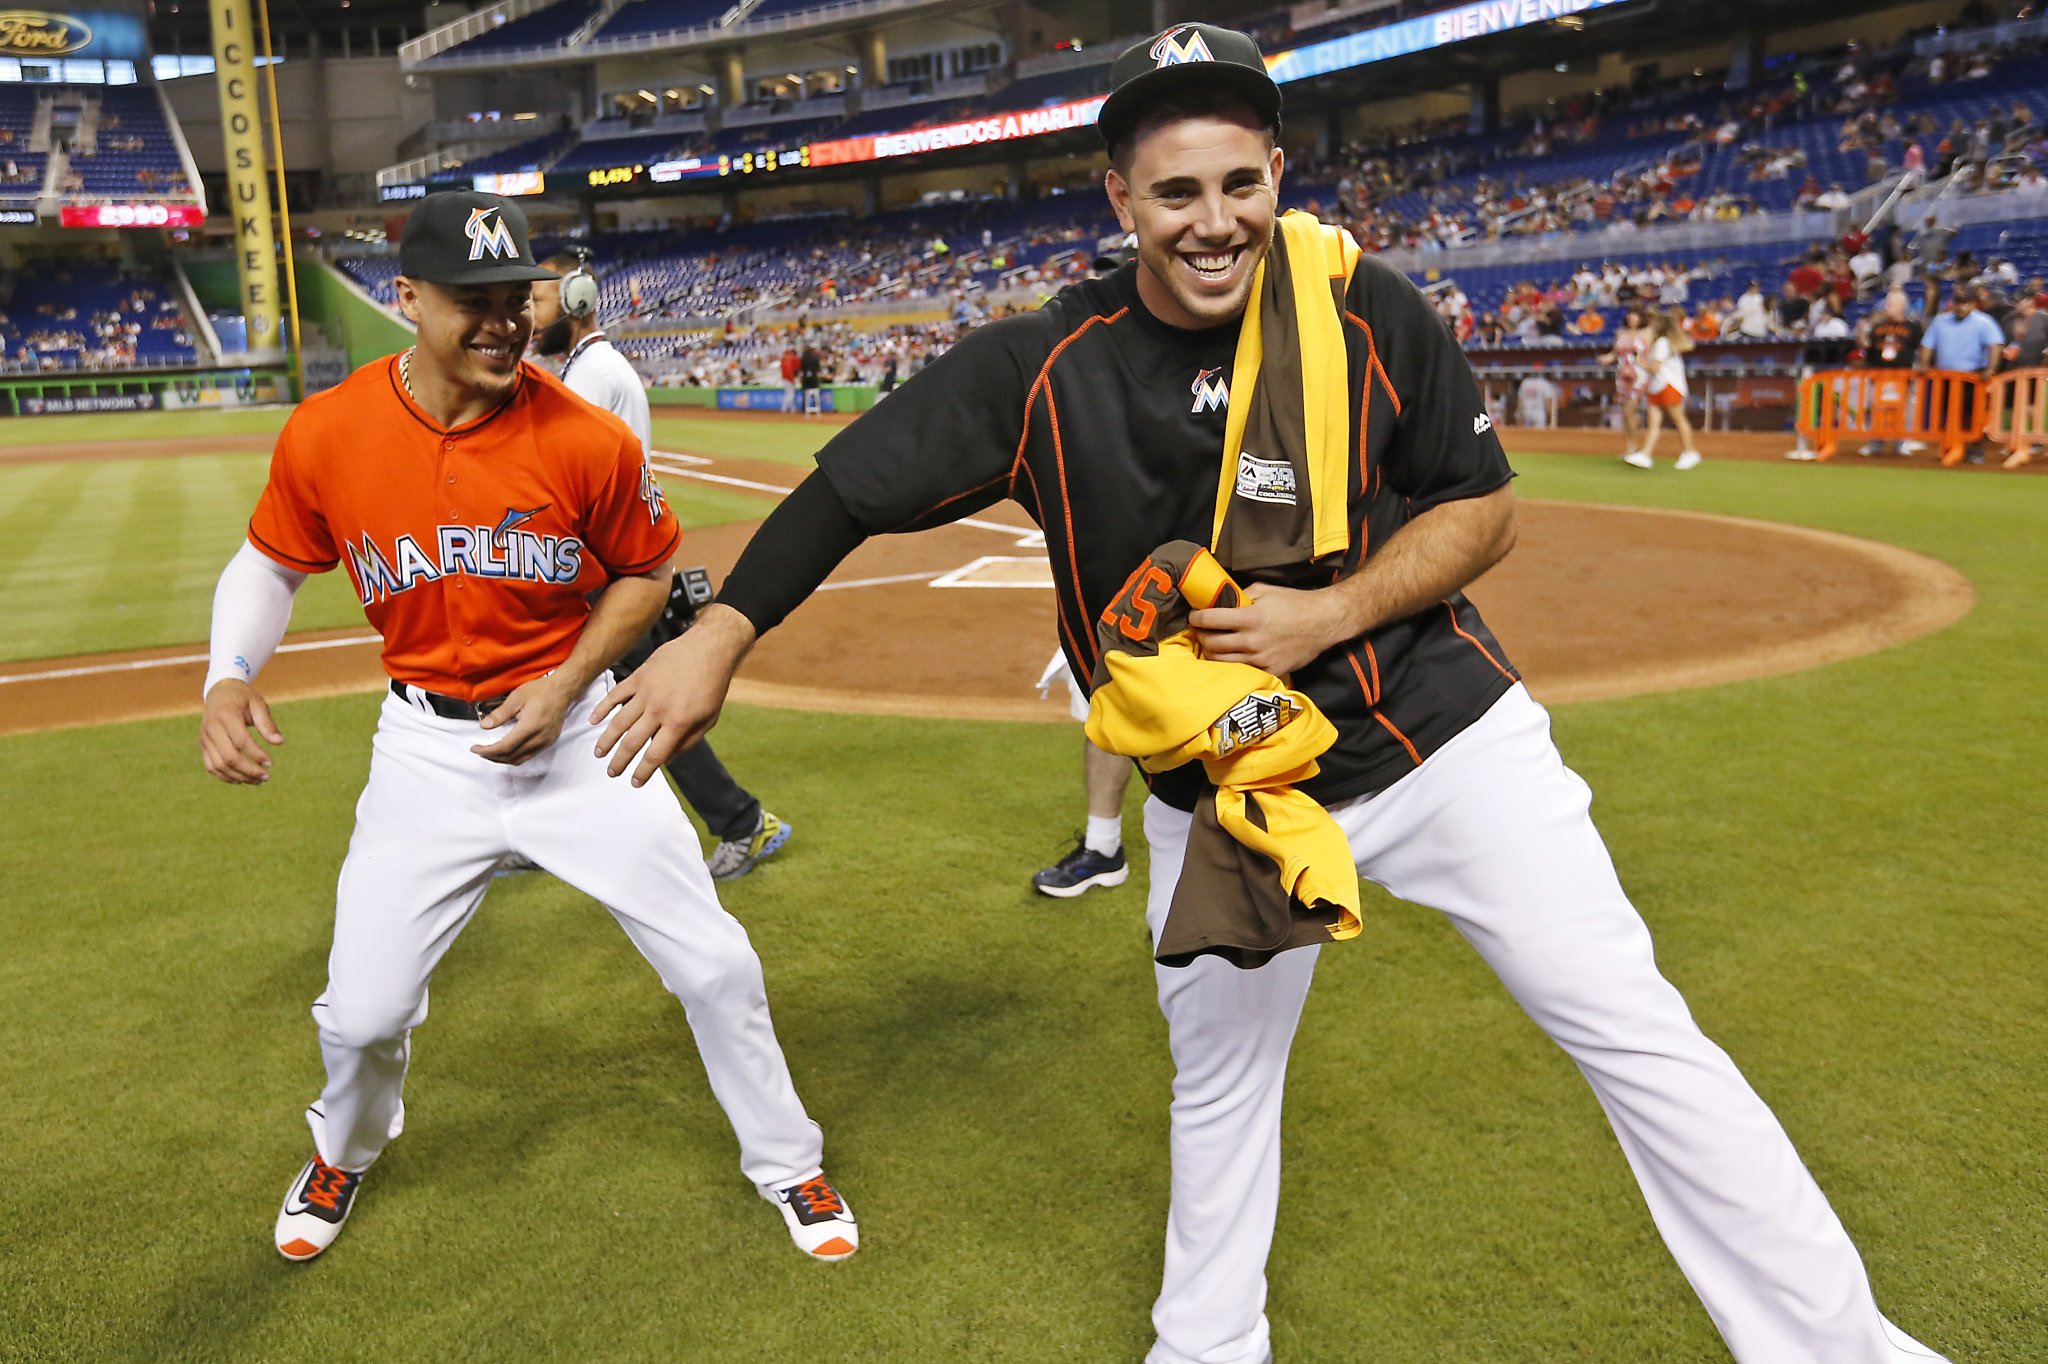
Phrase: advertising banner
[
  {"left": 0, "top": 9, "right": 149, "bottom": 61},
  {"left": 717, "top": 387, "right": 835, "bottom": 412},
  {"left": 809, "top": 97, "right": 1105, "bottom": 168},
  {"left": 1265, "top": 0, "right": 1632, "bottom": 83},
  {"left": 59, "top": 204, "right": 205, "bottom": 227},
  {"left": 209, "top": 0, "right": 283, "bottom": 359},
  {"left": 21, "top": 392, "right": 161, "bottom": 414}
]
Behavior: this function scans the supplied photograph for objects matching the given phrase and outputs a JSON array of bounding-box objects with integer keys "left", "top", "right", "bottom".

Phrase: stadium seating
[
  {"left": 586, "top": 0, "right": 731, "bottom": 45},
  {"left": 461, "top": 129, "right": 578, "bottom": 177},
  {"left": 453, "top": 0, "right": 600, "bottom": 55},
  {"left": 0, "top": 92, "right": 45, "bottom": 205},
  {"left": 0, "top": 260, "right": 197, "bottom": 371},
  {"left": 68, "top": 87, "right": 194, "bottom": 200}
]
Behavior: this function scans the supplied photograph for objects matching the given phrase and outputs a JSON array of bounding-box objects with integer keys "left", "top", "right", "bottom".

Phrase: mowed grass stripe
[
  {"left": 0, "top": 460, "right": 91, "bottom": 594},
  {"left": 0, "top": 407, "right": 291, "bottom": 448},
  {"left": 0, "top": 453, "right": 784, "bottom": 663}
]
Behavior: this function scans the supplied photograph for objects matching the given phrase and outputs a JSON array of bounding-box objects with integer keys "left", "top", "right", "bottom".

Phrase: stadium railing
[
  {"left": 1797, "top": 368, "right": 1987, "bottom": 463},
  {"left": 1985, "top": 367, "right": 2048, "bottom": 453}
]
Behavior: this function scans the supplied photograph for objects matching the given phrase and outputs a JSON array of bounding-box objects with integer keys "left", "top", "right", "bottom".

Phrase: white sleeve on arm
[{"left": 202, "top": 540, "right": 307, "bottom": 699}]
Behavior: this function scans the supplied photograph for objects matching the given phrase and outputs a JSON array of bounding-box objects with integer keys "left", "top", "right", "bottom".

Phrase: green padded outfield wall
[{"left": 186, "top": 255, "right": 413, "bottom": 372}]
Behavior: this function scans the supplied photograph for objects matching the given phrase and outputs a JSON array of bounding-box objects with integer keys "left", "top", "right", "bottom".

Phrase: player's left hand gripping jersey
[
  {"left": 1085, "top": 541, "right": 1361, "bottom": 969},
  {"left": 248, "top": 358, "right": 680, "bottom": 700}
]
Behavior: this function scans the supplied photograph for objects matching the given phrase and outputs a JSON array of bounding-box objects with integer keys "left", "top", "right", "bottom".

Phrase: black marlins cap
[
  {"left": 398, "top": 190, "right": 557, "bottom": 285},
  {"left": 1097, "top": 23, "right": 1282, "bottom": 150}
]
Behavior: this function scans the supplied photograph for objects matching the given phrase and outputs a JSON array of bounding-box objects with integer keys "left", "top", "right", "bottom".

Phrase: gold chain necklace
[{"left": 399, "top": 346, "right": 417, "bottom": 398}]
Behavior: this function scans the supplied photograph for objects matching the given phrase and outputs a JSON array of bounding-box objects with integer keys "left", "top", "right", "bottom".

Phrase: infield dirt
[{"left": 0, "top": 439, "right": 1973, "bottom": 736}]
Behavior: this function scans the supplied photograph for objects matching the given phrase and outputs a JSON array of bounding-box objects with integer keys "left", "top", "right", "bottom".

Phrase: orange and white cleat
[
  {"left": 275, "top": 1154, "right": 364, "bottom": 1261},
  {"left": 767, "top": 1174, "right": 858, "bottom": 1261}
]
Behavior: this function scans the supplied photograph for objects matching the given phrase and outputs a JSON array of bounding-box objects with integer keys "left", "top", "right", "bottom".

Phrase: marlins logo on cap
[
  {"left": 465, "top": 207, "right": 518, "bottom": 262},
  {"left": 1098, "top": 23, "right": 1282, "bottom": 149},
  {"left": 1150, "top": 25, "right": 1213, "bottom": 66},
  {"left": 397, "top": 190, "right": 558, "bottom": 286}
]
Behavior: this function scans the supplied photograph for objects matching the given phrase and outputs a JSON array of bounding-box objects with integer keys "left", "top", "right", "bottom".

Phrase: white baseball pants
[
  {"left": 1143, "top": 684, "right": 1945, "bottom": 1364},
  {"left": 304, "top": 679, "right": 825, "bottom": 1194}
]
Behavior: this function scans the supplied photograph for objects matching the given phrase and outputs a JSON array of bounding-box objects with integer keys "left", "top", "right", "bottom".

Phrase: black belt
[{"left": 390, "top": 679, "right": 508, "bottom": 720}]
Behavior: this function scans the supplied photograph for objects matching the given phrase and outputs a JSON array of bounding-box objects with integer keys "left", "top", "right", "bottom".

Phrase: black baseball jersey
[
  {"left": 816, "top": 256, "right": 1519, "bottom": 810},
  {"left": 1865, "top": 317, "right": 1923, "bottom": 368}
]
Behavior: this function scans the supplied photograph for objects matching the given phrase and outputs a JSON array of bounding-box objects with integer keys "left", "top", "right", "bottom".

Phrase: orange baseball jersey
[{"left": 249, "top": 356, "right": 679, "bottom": 700}]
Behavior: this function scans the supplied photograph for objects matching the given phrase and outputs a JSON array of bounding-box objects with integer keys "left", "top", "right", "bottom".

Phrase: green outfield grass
[
  {"left": 0, "top": 407, "right": 292, "bottom": 447},
  {"left": 651, "top": 412, "right": 842, "bottom": 468},
  {"left": 0, "top": 431, "right": 2043, "bottom": 1363},
  {"left": 0, "top": 449, "right": 779, "bottom": 662}
]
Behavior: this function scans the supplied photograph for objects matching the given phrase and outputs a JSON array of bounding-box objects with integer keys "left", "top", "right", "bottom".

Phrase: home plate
[{"left": 930, "top": 555, "right": 1054, "bottom": 588}]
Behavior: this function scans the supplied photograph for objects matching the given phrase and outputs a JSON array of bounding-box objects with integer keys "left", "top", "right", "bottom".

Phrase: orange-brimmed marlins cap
[
  {"left": 398, "top": 190, "right": 558, "bottom": 286},
  {"left": 1097, "top": 23, "right": 1282, "bottom": 150}
]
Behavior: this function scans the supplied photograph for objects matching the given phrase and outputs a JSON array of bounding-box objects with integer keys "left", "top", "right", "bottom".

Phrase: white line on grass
[
  {"left": 648, "top": 459, "right": 1043, "bottom": 546},
  {"left": 0, "top": 633, "right": 381, "bottom": 686}
]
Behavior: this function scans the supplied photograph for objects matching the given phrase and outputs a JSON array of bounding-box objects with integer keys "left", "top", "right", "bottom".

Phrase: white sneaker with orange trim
[
  {"left": 274, "top": 1154, "right": 364, "bottom": 1261},
  {"left": 767, "top": 1174, "right": 858, "bottom": 1261}
]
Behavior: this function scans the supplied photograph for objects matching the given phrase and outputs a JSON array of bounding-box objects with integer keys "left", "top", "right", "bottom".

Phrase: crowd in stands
[
  {"left": 614, "top": 318, "right": 973, "bottom": 389},
  {"left": 1293, "top": 29, "right": 2048, "bottom": 252},
  {"left": 0, "top": 263, "right": 196, "bottom": 372}
]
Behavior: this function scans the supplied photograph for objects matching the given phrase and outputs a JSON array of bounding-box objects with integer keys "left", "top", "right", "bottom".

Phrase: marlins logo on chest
[
  {"left": 342, "top": 503, "right": 584, "bottom": 605},
  {"left": 1190, "top": 366, "right": 1230, "bottom": 414}
]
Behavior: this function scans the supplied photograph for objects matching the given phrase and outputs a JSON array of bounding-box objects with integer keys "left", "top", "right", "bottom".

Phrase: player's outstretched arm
[
  {"left": 596, "top": 469, "right": 872, "bottom": 785},
  {"left": 593, "top": 603, "right": 756, "bottom": 786},
  {"left": 198, "top": 542, "right": 305, "bottom": 785}
]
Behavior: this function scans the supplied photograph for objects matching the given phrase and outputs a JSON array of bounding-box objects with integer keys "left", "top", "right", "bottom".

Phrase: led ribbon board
[{"left": 1264, "top": 0, "right": 1635, "bottom": 83}]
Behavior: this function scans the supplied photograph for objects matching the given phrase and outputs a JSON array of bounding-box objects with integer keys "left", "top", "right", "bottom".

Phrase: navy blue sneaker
[{"left": 1032, "top": 839, "right": 1129, "bottom": 898}]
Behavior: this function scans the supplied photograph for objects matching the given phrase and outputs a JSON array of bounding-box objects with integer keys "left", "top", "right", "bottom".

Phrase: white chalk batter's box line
[
  {"left": 929, "top": 556, "right": 1055, "bottom": 589},
  {"left": 647, "top": 456, "right": 1046, "bottom": 549}
]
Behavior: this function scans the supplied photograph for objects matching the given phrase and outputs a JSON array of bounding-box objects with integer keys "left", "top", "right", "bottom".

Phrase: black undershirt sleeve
[{"left": 714, "top": 469, "right": 869, "bottom": 636}]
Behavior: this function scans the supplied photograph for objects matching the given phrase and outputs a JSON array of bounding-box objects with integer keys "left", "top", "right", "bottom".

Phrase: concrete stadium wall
[{"left": 161, "top": 58, "right": 435, "bottom": 189}]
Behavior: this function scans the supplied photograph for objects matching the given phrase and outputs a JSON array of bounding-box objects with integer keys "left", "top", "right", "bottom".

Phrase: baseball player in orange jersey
[
  {"left": 587, "top": 27, "right": 1948, "bottom": 1364},
  {"left": 195, "top": 191, "right": 856, "bottom": 1265}
]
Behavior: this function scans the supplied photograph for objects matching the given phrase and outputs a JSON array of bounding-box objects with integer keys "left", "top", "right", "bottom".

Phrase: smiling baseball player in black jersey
[{"left": 591, "top": 25, "right": 1949, "bottom": 1364}]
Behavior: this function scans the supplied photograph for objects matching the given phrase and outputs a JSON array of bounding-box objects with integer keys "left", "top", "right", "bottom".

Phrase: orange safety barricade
[
  {"left": 1984, "top": 367, "right": 2048, "bottom": 456},
  {"left": 1796, "top": 369, "right": 1986, "bottom": 464}
]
